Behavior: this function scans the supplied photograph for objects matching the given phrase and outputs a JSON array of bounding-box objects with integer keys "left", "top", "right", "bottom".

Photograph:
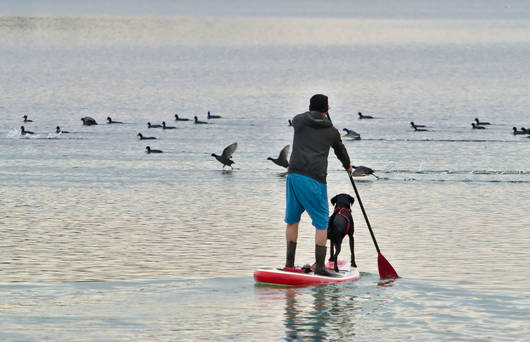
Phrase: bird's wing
[
  {"left": 222, "top": 142, "right": 238, "bottom": 159},
  {"left": 353, "top": 165, "right": 373, "bottom": 176},
  {"left": 279, "top": 145, "right": 290, "bottom": 161}
]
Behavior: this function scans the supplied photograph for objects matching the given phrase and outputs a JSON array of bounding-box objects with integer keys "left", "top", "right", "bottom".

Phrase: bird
[
  {"left": 162, "top": 121, "right": 176, "bottom": 129},
  {"left": 107, "top": 116, "right": 123, "bottom": 124},
  {"left": 211, "top": 142, "right": 237, "bottom": 169},
  {"left": 56, "top": 126, "right": 69, "bottom": 134},
  {"left": 194, "top": 116, "right": 208, "bottom": 124},
  {"left": 267, "top": 145, "right": 290, "bottom": 168},
  {"left": 145, "top": 146, "right": 163, "bottom": 153},
  {"left": 81, "top": 117, "right": 98, "bottom": 125},
  {"left": 513, "top": 127, "right": 525, "bottom": 135},
  {"left": 20, "top": 126, "right": 34, "bottom": 135},
  {"left": 413, "top": 126, "right": 429, "bottom": 132},
  {"left": 410, "top": 121, "right": 426, "bottom": 129},
  {"left": 342, "top": 128, "right": 361, "bottom": 140},
  {"left": 22, "top": 115, "right": 33, "bottom": 122},
  {"left": 474, "top": 118, "right": 490, "bottom": 125},
  {"left": 351, "top": 165, "right": 378, "bottom": 179},
  {"left": 472, "top": 123, "right": 486, "bottom": 129},
  {"left": 207, "top": 111, "right": 222, "bottom": 119},
  {"left": 174, "top": 114, "right": 190, "bottom": 121},
  {"left": 137, "top": 133, "right": 156, "bottom": 140},
  {"left": 147, "top": 122, "right": 162, "bottom": 128},
  {"left": 521, "top": 127, "right": 530, "bottom": 134},
  {"left": 358, "top": 112, "right": 374, "bottom": 119}
]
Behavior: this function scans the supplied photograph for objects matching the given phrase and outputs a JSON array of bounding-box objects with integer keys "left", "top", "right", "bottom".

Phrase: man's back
[{"left": 288, "top": 111, "right": 350, "bottom": 184}]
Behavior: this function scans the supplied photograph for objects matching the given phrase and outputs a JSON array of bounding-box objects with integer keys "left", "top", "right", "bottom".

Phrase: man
[{"left": 284, "top": 94, "right": 353, "bottom": 276}]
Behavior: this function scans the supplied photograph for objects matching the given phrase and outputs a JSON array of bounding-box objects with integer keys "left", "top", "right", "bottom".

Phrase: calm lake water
[{"left": 1, "top": 1, "right": 529, "bottom": 341}]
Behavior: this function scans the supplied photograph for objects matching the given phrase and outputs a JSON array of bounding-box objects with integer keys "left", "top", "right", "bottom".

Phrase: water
[{"left": 1, "top": 1, "right": 529, "bottom": 340}]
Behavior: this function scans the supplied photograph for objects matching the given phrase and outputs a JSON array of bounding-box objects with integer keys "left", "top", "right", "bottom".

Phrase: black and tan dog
[{"left": 328, "top": 193, "right": 357, "bottom": 272}]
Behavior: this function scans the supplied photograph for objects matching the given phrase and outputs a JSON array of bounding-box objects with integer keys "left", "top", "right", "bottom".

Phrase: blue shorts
[{"left": 284, "top": 173, "right": 329, "bottom": 230}]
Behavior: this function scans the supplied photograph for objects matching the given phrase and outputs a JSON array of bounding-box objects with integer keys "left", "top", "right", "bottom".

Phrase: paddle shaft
[
  {"left": 348, "top": 173, "right": 381, "bottom": 254},
  {"left": 329, "top": 110, "right": 381, "bottom": 253}
]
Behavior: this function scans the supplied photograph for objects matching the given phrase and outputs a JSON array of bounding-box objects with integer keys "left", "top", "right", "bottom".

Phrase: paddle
[{"left": 347, "top": 172, "right": 399, "bottom": 279}]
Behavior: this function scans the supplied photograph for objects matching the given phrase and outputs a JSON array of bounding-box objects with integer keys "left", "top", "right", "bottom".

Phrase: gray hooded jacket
[{"left": 287, "top": 111, "right": 350, "bottom": 184}]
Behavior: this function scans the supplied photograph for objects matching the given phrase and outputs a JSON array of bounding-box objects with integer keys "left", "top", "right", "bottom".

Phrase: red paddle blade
[{"left": 378, "top": 253, "right": 399, "bottom": 279}]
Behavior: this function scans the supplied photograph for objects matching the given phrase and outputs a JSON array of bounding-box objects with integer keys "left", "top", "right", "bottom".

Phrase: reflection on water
[{"left": 283, "top": 286, "right": 359, "bottom": 341}]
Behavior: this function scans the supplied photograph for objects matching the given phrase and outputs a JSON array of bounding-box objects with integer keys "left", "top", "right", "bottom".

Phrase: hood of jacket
[{"left": 299, "top": 111, "right": 333, "bottom": 129}]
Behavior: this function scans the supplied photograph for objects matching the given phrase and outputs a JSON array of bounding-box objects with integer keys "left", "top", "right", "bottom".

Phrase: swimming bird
[
  {"left": 267, "top": 145, "right": 290, "bottom": 168},
  {"left": 410, "top": 122, "right": 426, "bottom": 129},
  {"left": 194, "top": 116, "right": 208, "bottom": 124},
  {"left": 174, "top": 114, "right": 190, "bottom": 121},
  {"left": 358, "top": 112, "right": 374, "bottom": 119},
  {"left": 81, "top": 116, "right": 98, "bottom": 125},
  {"left": 521, "top": 127, "right": 530, "bottom": 134},
  {"left": 207, "top": 111, "right": 222, "bottom": 119},
  {"left": 474, "top": 118, "right": 490, "bottom": 125},
  {"left": 107, "top": 116, "right": 123, "bottom": 124},
  {"left": 513, "top": 127, "right": 525, "bottom": 135},
  {"left": 351, "top": 165, "right": 378, "bottom": 179},
  {"left": 147, "top": 122, "right": 162, "bottom": 128},
  {"left": 162, "top": 121, "right": 176, "bottom": 129},
  {"left": 342, "top": 128, "right": 361, "bottom": 140},
  {"left": 20, "top": 126, "right": 34, "bottom": 135},
  {"left": 137, "top": 133, "right": 156, "bottom": 140},
  {"left": 22, "top": 115, "right": 33, "bottom": 122},
  {"left": 56, "top": 126, "right": 69, "bottom": 134},
  {"left": 472, "top": 123, "right": 486, "bottom": 129},
  {"left": 145, "top": 146, "right": 163, "bottom": 153},
  {"left": 211, "top": 142, "right": 237, "bottom": 169},
  {"left": 413, "top": 126, "right": 428, "bottom": 132}
]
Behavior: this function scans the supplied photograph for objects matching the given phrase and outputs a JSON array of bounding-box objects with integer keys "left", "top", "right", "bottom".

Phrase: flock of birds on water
[{"left": 16, "top": 110, "right": 529, "bottom": 179}]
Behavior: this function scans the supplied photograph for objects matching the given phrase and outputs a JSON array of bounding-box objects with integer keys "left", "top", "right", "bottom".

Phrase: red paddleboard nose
[{"left": 378, "top": 253, "right": 399, "bottom": 279}]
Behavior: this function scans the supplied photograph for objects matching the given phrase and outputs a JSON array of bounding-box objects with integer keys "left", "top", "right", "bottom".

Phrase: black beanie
[{"left": 309, "top": 94, "right": 328, "bottom": 113}]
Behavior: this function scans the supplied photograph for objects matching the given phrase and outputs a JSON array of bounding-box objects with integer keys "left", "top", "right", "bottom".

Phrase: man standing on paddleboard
[{"left": 285, "top": 94, "right": 353, "bottom": 276}]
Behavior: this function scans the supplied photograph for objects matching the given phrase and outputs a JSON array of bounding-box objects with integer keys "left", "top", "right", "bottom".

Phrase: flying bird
[
  {"left": 351, "top": 165, "right": 378, "bottom": 179},
  {"left": 267, "top": 145, "right": 290, "bottom": 168},
  {"left": 211, "top": 142, "right": 238, "bottom": 169}
]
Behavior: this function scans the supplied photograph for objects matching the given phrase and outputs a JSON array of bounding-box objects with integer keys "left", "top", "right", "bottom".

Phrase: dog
[{"left": 327, "top": 193, "right": 356, "bottom": 272}]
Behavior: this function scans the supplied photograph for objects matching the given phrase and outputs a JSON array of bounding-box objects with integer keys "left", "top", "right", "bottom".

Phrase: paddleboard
[{"left": 254, "top": 260, "right": 361, "bottom": 286}]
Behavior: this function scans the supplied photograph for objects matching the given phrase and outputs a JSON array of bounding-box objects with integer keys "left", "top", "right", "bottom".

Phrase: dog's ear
[
  {"left": 330, "top": 195, "right": 338, "bottom": 206},
  {"left": 348, "top": 194, "right": 355, "bottom": 205}
]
